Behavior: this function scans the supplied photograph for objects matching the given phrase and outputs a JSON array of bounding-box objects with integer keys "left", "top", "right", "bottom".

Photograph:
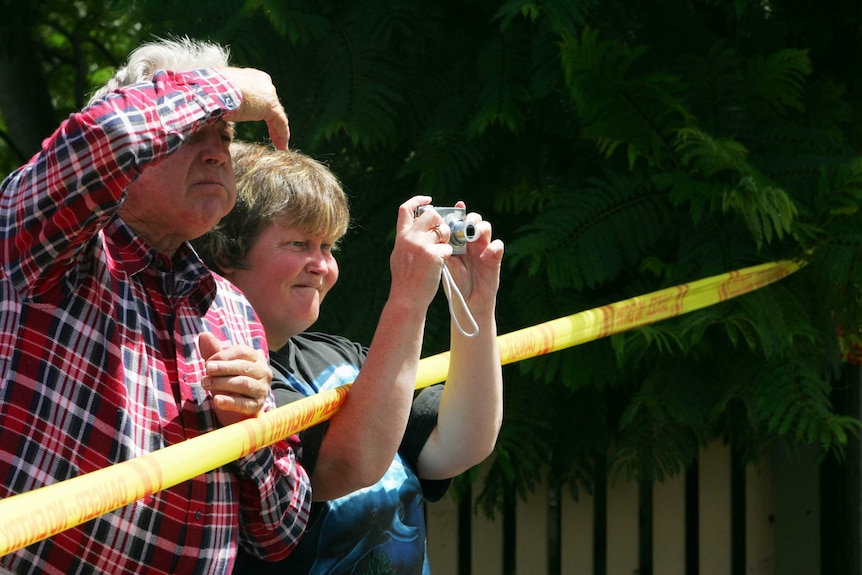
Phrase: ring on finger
[{"left": 431, "top": 224, "right": 444, "bottom": 243}]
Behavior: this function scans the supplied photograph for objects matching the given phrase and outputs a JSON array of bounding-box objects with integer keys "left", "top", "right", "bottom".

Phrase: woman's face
[{"left": 223, "top": 222, "right": 340, "bottom": 350}]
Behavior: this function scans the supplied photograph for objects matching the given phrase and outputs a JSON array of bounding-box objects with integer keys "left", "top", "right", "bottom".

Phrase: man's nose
[{"left": 200, "top": 132, "right": 230, "bottom": 165}]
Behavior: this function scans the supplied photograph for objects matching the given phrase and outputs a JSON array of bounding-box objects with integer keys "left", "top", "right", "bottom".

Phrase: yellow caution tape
[
  {"left": 0, "top": 258, "right": 803, "bottom": 555},
  {"left": 0, "top": 385, "right": 351, "bottom": 555},
  {"left": 415, "top": 259, "right": 804, "bottom": 388}
]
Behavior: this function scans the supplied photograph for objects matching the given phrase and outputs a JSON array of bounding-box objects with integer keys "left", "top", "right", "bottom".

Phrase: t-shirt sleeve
[{"left": 399, "top": 383, "right": 451, "bottom": 502}]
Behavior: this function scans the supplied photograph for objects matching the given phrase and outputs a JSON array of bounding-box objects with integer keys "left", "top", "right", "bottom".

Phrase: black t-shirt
[{"left": 234, "top": 332, "right": 449, "bottom": 575}]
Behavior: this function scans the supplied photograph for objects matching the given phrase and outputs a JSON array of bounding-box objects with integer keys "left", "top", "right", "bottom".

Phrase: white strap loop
[{"left": 441, "top": 262, "right": 479, "bottom": 338}]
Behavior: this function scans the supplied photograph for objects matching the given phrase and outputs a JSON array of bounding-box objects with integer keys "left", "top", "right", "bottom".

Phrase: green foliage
[
  {"left": 507, "top": 171, "right": 671, "bottom": 290},
  {"left": 0, "top": 0, "right": 135, "bottom": 172},
  {"left": 746, "top": 48, "right": 812, "bottom": 116},
  {"left": 668, "top": 127, "right": 798, "bottom": 247},
  {"left": 251, "top": 0, "right": 331, "bottom": 45},
  {"left": 495, "top": 0, "right": 597, "bottom": 32},
  {"left": 5, "top": 0, "right": 862, "bottom": 518},
  {"left": 561, "top": 26, "right": 691, "bottom": 168}
]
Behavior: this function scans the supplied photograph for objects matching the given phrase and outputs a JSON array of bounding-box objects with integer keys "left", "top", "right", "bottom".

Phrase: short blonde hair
[{"left": 195, "top": 141, "right": 351, "bottom": 272}]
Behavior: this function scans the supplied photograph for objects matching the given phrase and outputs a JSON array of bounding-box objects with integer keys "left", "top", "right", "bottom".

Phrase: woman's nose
[{"left": 306, "top": 250, "right": 330, "bottom": 274}]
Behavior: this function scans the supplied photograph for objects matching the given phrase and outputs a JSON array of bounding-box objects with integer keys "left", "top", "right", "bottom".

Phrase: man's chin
[{"left": 188, "top": 211, "right": 230, "bottom": 241}]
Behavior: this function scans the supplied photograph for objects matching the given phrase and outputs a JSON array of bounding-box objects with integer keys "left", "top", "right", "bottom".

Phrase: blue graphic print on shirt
[{"left": 261, "top": 333, "right": 440, "bottom": 575}]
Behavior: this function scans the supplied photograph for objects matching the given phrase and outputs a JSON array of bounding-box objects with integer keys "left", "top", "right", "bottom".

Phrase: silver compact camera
[{"left": 415, "top": 206, "right": 477, "bottom": 254}]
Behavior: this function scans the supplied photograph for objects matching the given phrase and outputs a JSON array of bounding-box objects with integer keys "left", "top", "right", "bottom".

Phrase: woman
[{"left": 194, "top": 141, "right": 504, "bottom": 574}]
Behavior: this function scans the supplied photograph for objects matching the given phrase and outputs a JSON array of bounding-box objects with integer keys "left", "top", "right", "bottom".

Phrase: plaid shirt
[{"left": 0, "top": 68, "right": 310, "bottom": 574}]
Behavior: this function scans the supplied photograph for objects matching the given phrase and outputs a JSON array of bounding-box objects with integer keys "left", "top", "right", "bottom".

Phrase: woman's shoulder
[{"left": 292, "top": 332, "right": 367, "bottom": 357}]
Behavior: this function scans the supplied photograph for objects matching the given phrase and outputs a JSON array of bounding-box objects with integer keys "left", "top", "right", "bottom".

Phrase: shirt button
[{"left": 195, "top": 510, "right": 202, "bottom": 521}]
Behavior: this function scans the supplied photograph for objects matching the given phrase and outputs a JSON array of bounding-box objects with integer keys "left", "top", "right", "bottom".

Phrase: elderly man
[{"left": 0, "top": 37, "right": 309, "bottom": 574}]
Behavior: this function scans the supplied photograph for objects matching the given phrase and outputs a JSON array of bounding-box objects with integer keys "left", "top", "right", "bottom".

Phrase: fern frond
[
  {"left": 749, "top": 123, "right": 852, "bottom": 197},
  {"left": 746, "top": 49, "right": 812, "bottom": 116},
  {"left": 671, "top": 213, "right": 762, "bottom": 277},
  {"left": 805, "top": 226, "right": 862, "bottom": 333},
  {"left": 676, "top": 41, "right": 748, "bottom": 137},
  {"left": 672, "top": 127, "right": 797, "bottom": 247},
  {"left": 751, "top": 356, "right": 860, "bottom": 450},
  {"left": 507, "top": 170, "right": 671, "bottom": 290},
  {"left": 492, "top": 178, "right": 558, "bottom": 215},
  {"left": 404, "top": 129, "right": 486, "bottom": 196},
  {"left": 560, "top": 27, "right": 689, "bottom": 168},
  {"left": 310, "top": 40, "right": 404, "bottom": 149},
  {"left": 467, "top": 35, "right": 529, "bottom": 136},
  {"left": 613, "top": 366, "right": 708, "bottom": 483},
  {"left": 256, "top": 0, "right": 331, "bottom": 45},
  {"left": 814, "top": 156, "right": 862, "bottom": 223},
  {"left": 494, "top": 0, "right": 599, "bottom": 34}
]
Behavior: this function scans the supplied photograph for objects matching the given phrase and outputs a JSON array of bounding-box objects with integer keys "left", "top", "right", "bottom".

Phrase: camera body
[{"left": 416, "top": 206, "right": 477, "bottom": 254}]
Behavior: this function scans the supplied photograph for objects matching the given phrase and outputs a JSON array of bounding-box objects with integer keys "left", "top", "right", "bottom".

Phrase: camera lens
[{"left": 449, "top": 220, "right": 477, "bottom": 246}]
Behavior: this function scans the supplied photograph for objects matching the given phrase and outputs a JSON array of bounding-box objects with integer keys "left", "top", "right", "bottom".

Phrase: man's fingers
[
  {"left": 205, "top": 373, "right": 269, "bottom": 421},
  {"left": 220, "top": 66, "right": 290, "bottom": 149},
  {"left": 198, "top": 332, "right": 224, "bottom": 361},
  {"left": 203, "top": 372, "right": 268, "bottom": 397},
  {"left": 212, "top": 391, "right": 266, "bottom": 414},
  {"left": 203, "top": 341, "right": 264, "bottom": 363},
  {"left": 267, "top": 115, "right": 290, "bottom": 150},
  {"left": 211, "top": 393, "right": 266, "bottom": 423}
]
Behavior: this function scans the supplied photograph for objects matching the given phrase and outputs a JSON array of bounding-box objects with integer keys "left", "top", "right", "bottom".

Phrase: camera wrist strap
[{"left": 441, "top": 263, "right": 479, "bottom": 338}]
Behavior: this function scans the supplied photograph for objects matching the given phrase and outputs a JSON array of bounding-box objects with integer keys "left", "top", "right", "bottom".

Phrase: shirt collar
[{"left": 103, "top": 216, "right": 217, "bottom": 313}]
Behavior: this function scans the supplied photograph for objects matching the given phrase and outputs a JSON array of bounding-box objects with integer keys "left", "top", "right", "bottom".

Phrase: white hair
[{"left": 88, "top": 36, "right": 231, "bottom": 105}]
